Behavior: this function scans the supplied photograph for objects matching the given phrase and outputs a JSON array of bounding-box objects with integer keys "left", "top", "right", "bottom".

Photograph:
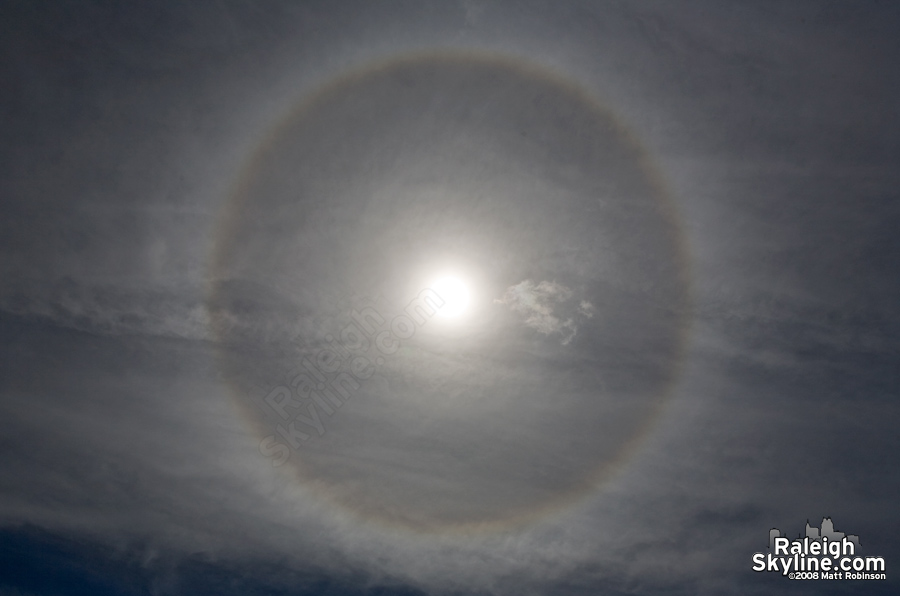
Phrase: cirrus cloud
[{"left": 494, "top": 280, "right": 594, "bottom": 345}]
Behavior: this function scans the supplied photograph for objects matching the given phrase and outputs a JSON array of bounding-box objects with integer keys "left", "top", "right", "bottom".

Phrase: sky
[{"left": 1, "top": 1, "right": 899, "bottom": 595}]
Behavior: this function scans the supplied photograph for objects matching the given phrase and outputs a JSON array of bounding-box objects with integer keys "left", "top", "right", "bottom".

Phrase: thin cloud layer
[{"left": 1, "top": 1, "right": 899, "bottom": 595}]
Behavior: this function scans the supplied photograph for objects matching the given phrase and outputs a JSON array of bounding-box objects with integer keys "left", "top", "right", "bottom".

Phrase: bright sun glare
[{"left": 430, "top": 276, "right": 471, "bottom": 319}]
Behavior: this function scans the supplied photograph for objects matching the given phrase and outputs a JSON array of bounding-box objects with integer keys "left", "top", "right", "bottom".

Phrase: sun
[{"left": 429, "top": 275, "right": 471, "bottom": 319}]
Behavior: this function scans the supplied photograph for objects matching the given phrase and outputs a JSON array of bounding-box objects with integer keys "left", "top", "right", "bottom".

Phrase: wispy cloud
[{"left": 495, "top": 280, "right": 594, "bottom": 345}]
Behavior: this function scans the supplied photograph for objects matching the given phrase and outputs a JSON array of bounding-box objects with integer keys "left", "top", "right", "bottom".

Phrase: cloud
[
  {"left": 494, "top": 280, "right": 594, "bottom": 345},
  {"left": 0, "top": 278, "right": 210, "bottom": 341},
  {"left": 2, "top": 2, "right": 899, "bottom": 596}
]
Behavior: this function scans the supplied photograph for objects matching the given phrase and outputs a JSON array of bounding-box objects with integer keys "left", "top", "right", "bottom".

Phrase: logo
[{"left": 751, "top": 518, "right": 886, "bottom": 581}]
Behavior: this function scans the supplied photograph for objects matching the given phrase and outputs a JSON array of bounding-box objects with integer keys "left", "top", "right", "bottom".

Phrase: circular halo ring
[{"left": 206, "top": 50, "right": 693, "bottom": 535}]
